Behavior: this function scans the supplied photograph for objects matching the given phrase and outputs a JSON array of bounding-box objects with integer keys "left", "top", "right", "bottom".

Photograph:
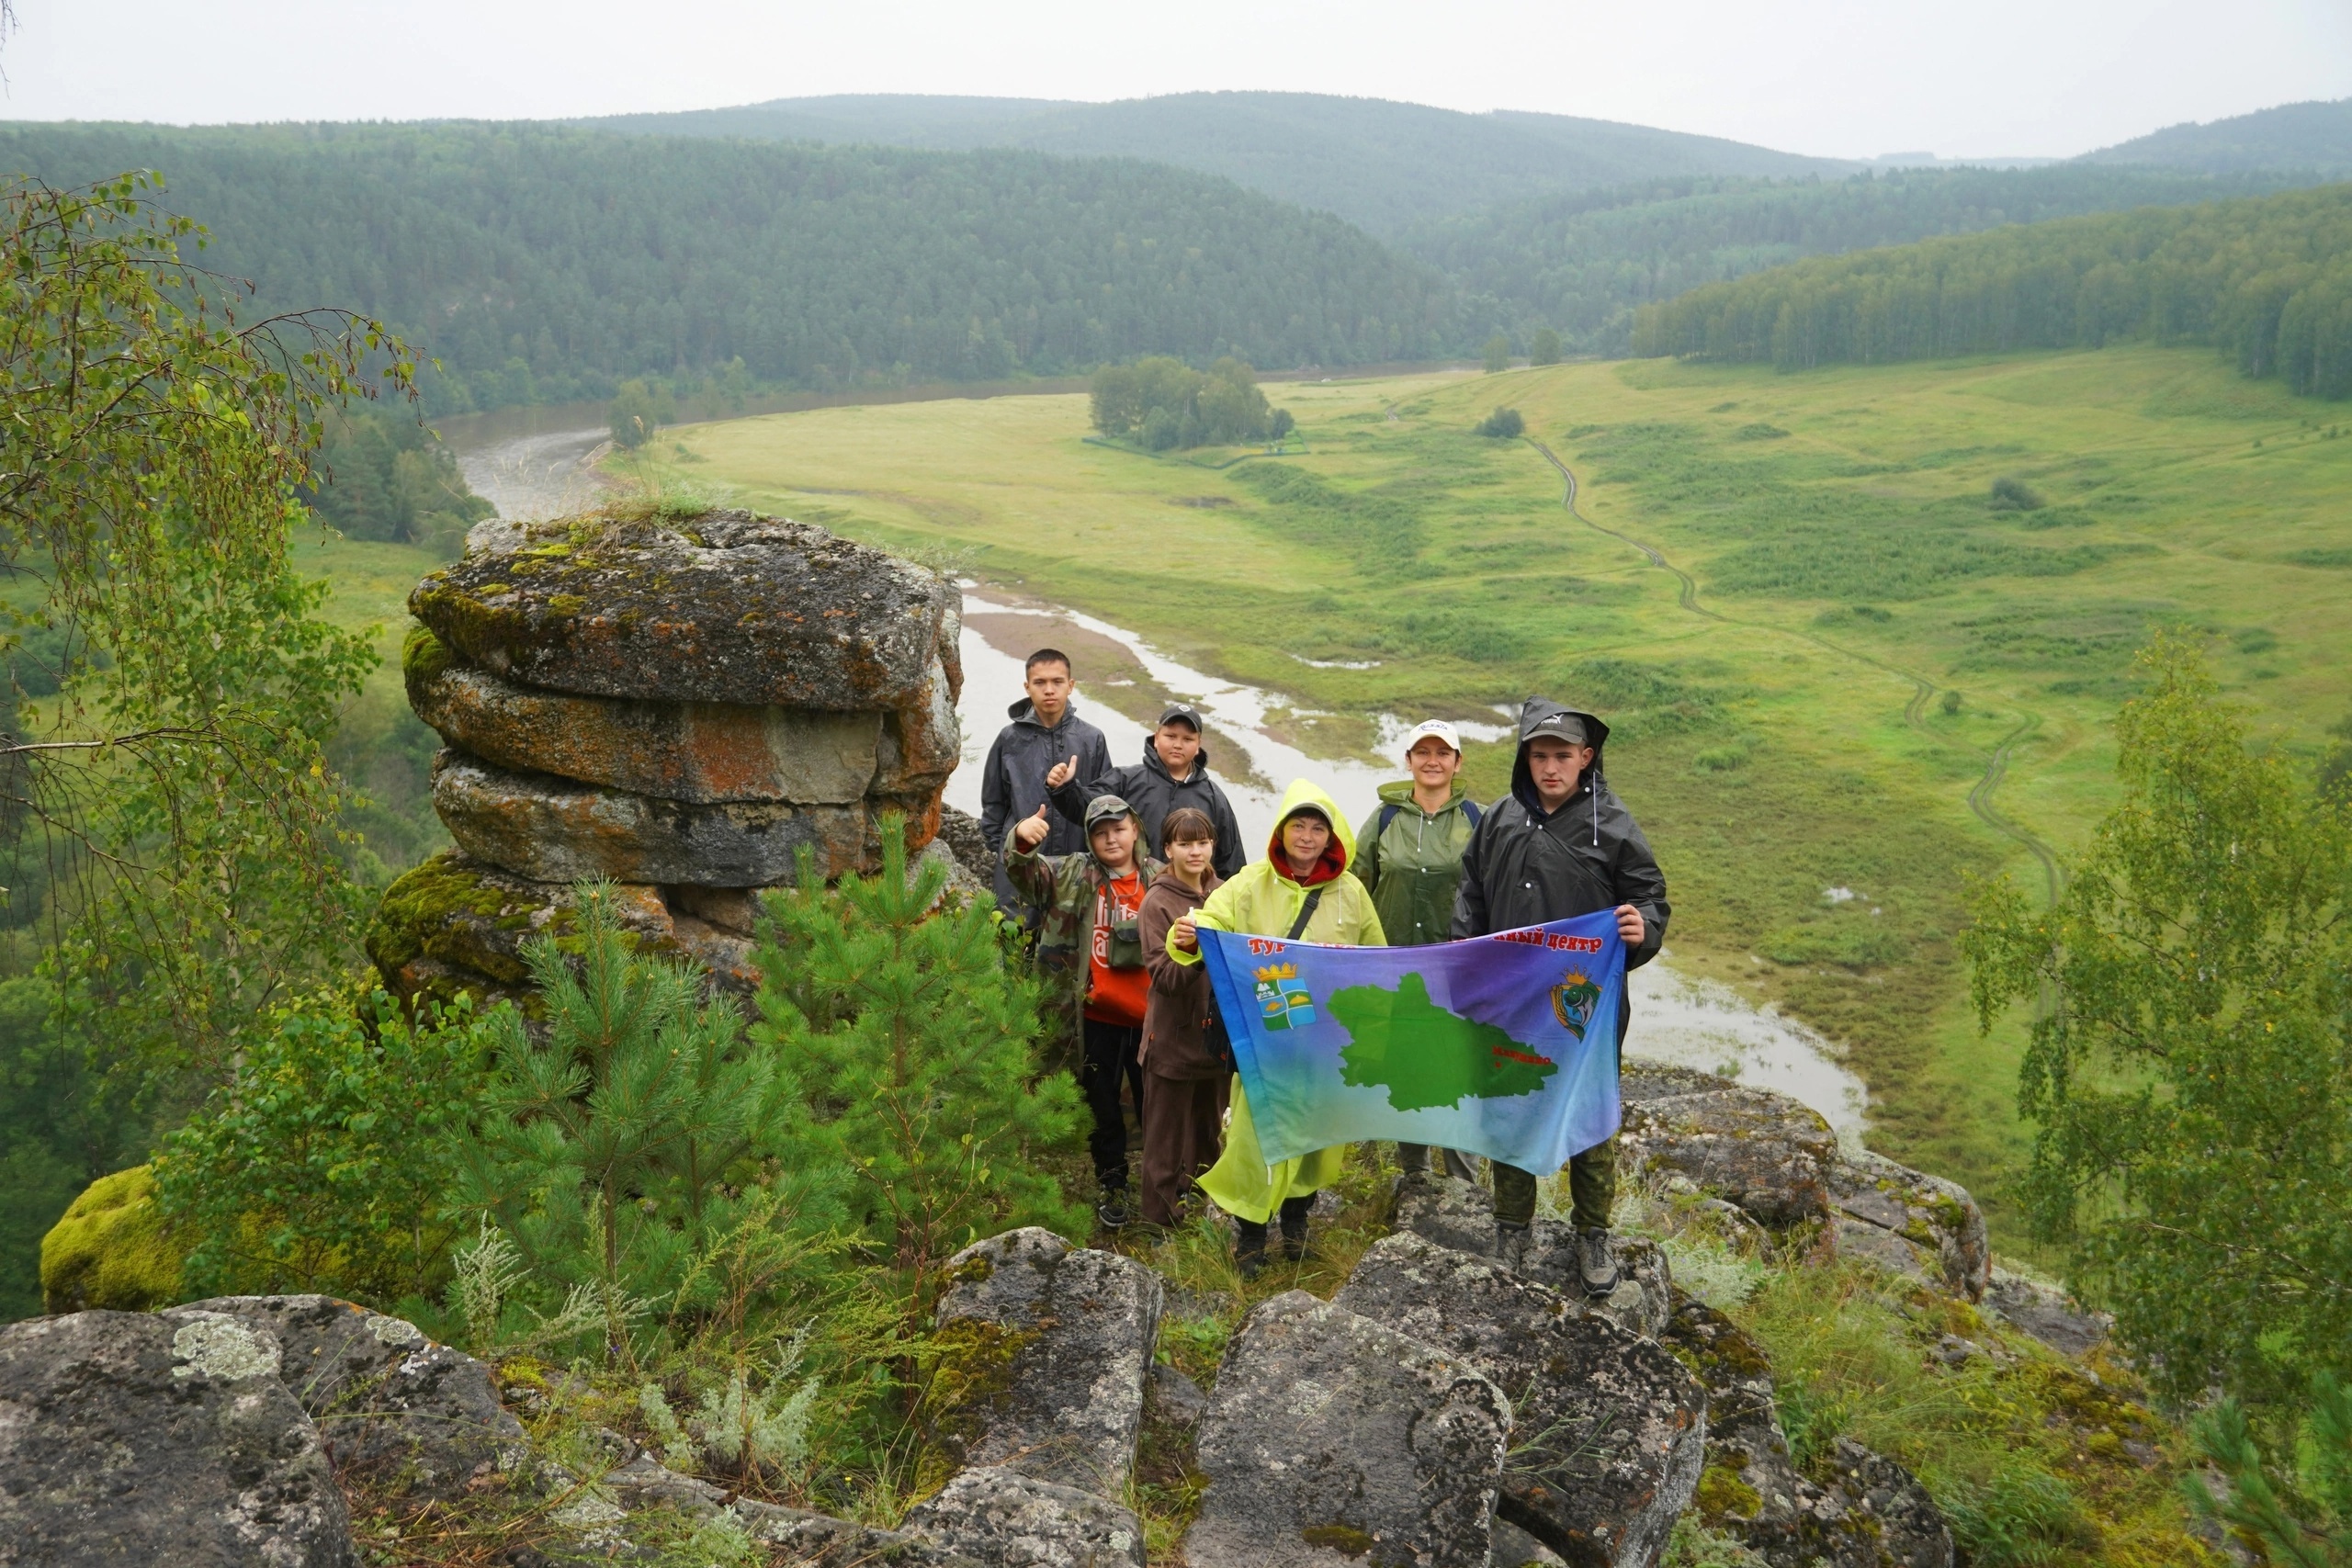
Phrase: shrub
[
  {"left": 153, "top": 987, "right": 502, "bottom": 1303},
  {"left": 1987, "top": 476, "right": 2046, "bottom": 511},
  {"left": 752, "top": 819, "right": 1085, "bottom": 1317},
  {"left": 1530, "top": 328, "right": 1564, "bottom": 367},
  {"left": 457, "top": 885, "right": 842, "bottom": 1357},
  {"left": 1474, "top": 407, "right": 1525, "bottom": 439}
]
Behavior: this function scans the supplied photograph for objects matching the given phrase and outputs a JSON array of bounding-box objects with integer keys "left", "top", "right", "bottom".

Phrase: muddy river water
[{"left": 450, "top": 421, "right": 1871, "bottom": 1140}]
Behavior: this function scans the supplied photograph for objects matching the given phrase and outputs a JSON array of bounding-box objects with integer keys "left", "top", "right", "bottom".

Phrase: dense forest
[
  {"left": 575, "top": 89, "right": 1849, "bottom": 237},
  {"left": 2084, "top": 96, "right": 2352, "bottom": 174},
  {"left": 1632, "top": 183, "right": 2352, "bottom": 397},
  {"left": 1408, "top": 164, "right": 2321, "bottom": 354},
  {"left": 0, "top": 123, "right": 1461, "bottom": 413}
]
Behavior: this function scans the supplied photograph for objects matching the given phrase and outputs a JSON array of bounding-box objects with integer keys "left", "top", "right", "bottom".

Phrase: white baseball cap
[{"left": 1400, "top": 718, "right": 1463, "bottom": 758}]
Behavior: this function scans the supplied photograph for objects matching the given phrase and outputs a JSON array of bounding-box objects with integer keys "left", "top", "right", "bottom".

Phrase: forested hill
[
  {"left": 2083, "top": 97, "right": 2352, "bottom": 175},
  {"left": 0, "top": 122, "right": 1459, "bottom": 413},
  {"left": 574, "top": 91, "right": 1852, "bottom": 236},
  {"left": 1407, "top": 164, "right": 2319, "bottom": 355},
  {"left": 1631, "top": 183, "right": 2352, "bottom": 398}
]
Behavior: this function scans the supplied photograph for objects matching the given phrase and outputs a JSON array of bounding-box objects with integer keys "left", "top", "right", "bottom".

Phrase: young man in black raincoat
[
  {"left": 1046, "top": 703, "right": 1245, "bottom": 881},
  {"left": 978, "top": 649, "right": 1113, "bottom": 920},
  {"left": 1452, "top": 697, "right": 1669, "bottom": 1294}
]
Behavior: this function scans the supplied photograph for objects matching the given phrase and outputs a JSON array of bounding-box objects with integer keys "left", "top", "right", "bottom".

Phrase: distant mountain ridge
[
  {"left": 2082, "top": 97, "right": 2352, "bottom": 175},
  {"left": 573, "top": 90, "right": 1855, "bottom": 236}
]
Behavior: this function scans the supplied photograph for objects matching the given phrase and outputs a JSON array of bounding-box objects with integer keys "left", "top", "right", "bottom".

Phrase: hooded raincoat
[
  {"left": 1170, "top": 779, "right": 1385, "bottom": 1223},
  {"left": 979, "top": 696, "right": 1113, "bottom": 916},
  {"left": 1051, "top": 736, "right": 1246, "bottom": 879},
  {"left": 1450, "top": 697, "right": 1669, "bottom": 982}
]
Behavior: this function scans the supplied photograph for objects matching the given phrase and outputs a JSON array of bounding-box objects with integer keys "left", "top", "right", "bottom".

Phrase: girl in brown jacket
[{"left": 1136, "top": 807, "right": 1228, "bottom": 1229}]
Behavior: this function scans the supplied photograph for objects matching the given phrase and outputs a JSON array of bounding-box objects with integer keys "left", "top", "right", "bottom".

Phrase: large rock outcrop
[
  {"left": 0, "top": 1309, "right": 357, "bottom": 1566},
  {"left": 1337, "top": 1234, "right": 1706, "bottom": 1567},
  {"left": 1185, "top": 1290, "right": 1511, "bottom": 1568},
  {"left": 371, "top": 508, "right": 966, "bottom": 1005}
]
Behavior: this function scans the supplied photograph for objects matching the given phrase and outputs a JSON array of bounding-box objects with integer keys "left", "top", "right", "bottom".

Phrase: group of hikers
[{"left": 978, "top": 647, "right": 1668, "bottom": 1294}]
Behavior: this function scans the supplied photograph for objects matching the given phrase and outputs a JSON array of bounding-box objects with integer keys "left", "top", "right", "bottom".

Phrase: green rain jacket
[
  {"left": 1171, "top": 777, "right": 1384, "bottom": 1223},
  {"left": 1353, "top": 780, "right": 1482, "bottom": 948}
]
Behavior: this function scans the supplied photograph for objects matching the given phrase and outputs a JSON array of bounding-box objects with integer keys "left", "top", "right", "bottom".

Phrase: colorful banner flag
[{"left": 1197, "top": 912, "right": 1626, "bottom": 1174}]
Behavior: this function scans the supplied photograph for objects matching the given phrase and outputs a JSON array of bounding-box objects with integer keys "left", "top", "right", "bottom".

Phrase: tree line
[
  {"left": 0, "top": 124, "right": 1463, "bottom": 414},
  {"left": 1406, "top": 164, "right": 2324, "bottom": 356},
  {"left": 1629, "top": 183, "right": 2352, "bottom": 398}
]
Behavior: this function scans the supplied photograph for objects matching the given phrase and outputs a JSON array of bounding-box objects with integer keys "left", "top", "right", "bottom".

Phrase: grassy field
[{"left": 603, "top": 345, "right": 2348, "bottom": 1245}]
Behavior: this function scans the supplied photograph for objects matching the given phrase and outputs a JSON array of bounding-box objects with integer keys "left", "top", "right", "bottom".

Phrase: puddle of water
[{"left": 1626, "top": 959, "right": 1870, "bottom": 1143}]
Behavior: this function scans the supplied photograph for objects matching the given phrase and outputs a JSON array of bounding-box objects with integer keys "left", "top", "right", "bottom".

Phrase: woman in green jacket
[
  {"left": 1169, "top": 778, "right": 1385, "bottom": 1273},
  {"left": 1354, "top": 718, "right": 1485, "bottom": 1184}
]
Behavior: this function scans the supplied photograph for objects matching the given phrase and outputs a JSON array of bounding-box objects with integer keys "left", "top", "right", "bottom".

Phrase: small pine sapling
[
  {"left": 456, "top": 884, "right": 818, "bottom": 1360},
  {"left": 752, "top": 818, "right": 1085, "bottom": 1314}
]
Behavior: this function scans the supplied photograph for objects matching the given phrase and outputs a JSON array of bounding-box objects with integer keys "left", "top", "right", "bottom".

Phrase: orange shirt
[{"left": 1084, "top": 870, "right": 1149, "bottom": 1027}]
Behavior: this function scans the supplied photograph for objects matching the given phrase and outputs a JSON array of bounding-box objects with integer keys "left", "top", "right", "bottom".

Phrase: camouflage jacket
[{"left": 1004, "top": 826, "right": 1166, "bottom": 1021}]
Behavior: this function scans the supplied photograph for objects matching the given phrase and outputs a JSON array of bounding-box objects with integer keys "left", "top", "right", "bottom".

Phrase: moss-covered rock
[
  {"left": 409, "top": 511, "right": 961, "bottom": 711},
  {"left": 364, "top": 850, "right": 754, "bottom": 1009},
  {"left": 40, "top": 1166, "right": 185, "bottom": 1314}
]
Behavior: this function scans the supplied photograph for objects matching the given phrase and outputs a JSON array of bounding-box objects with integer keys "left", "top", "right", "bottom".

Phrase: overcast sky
[{"left": 4, "top": 0, "right": 2346, "bottom": 161}]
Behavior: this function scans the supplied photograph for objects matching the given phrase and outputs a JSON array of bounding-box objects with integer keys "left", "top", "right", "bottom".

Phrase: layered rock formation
[{"left": 368, "top": 509, "right": 966, "bottom": 1007}]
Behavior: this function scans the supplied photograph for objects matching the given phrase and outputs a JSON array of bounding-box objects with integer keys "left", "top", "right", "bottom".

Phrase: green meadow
[{"left": 602, "top": 344, "right": 2348, "bottom": 1247}]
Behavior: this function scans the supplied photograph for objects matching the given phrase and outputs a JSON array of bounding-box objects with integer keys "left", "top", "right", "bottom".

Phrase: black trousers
[{"left": 1081, "top": 1018, "right": 1145, "bottom": 1189}]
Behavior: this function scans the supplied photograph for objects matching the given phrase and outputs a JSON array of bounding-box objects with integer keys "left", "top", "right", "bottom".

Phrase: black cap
[{"left": 1158, "top": 703, "right": 1204, "bottom": 730}]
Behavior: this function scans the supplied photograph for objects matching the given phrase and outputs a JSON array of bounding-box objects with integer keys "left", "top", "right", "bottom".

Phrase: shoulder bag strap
[{"left": 1284, "top": 886, "right": 1326, "bottom": 942}]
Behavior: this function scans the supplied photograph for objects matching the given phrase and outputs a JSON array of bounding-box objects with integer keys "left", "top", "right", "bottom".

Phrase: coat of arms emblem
[
  {"left": 1253, "top": 963, "right": 1316, "bottom": 1031},
  {"left": 1549, "top": 969, "right": 1601, "bottom": 1039}
]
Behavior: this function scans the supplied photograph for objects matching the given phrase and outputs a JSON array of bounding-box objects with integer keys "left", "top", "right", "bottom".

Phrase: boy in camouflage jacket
[{"left": 1006, "top": 793, "right": 1167, "bottom": 1227}]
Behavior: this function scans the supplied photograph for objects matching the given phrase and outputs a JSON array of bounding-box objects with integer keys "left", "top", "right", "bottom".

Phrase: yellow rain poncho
[{"left": 1170, "top": 778, "right": 1385, "bottom": 1223}]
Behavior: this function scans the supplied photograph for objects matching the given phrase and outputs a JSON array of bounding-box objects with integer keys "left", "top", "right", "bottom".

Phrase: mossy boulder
[
  {"left": 409, "top": 511, "right": 962, "bottom": 711},
  {"left": 409, "top": 640, "right": 890, "bottom": 806},
  {"left": 1827, "top": 1149, "right": 1989, "bottom": 1302},
  {"left": 1620, "top": 1069, "right": 1839, "bottom": 1229},
  {"left": 365, "top": 850, "right": 755, "bottom": 1010},
  {"left": 40, "top": 1166, "right": 186, "bottom": 1314}
]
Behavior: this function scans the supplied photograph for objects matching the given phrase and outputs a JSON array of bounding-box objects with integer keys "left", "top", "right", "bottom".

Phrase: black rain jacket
[
  {"left": 979, "top": 698, "right": 1112, "bottom": 916},
  {"left": 1050, "top": 736, "right": 1246, "bottom": 880},
  {"left": 1452, "top": 698, "right": 1670, "bottom": 1045}
]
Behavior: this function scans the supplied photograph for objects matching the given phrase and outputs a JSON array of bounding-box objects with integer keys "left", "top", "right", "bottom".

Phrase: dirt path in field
[{"left": 1529, "top": 439, "right": 2064, "bottom": 902}]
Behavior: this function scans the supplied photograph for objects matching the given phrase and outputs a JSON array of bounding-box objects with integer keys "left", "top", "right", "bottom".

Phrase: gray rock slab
[
  {"left": 1984, "top": 1268, "right": 2111, "bottom": 1357},
  {"left": 1336, "top": 1234, "right": 1706, "bottom": 1568},
  {"left": 0, "top": 1308, "right": 356, "bottom": 1566},
  {"left": 1827, "top": 1150, "right": 1990, "bottom": 1302},
  {"left": 1493, "top": 1518, "right": 1570, "bottom": 1567},
  {"left": 1185, "top": 1290, "right": 1510, "bottom": 1568},
  {"left": 413, "top": 511, "right": 960, "bottom": 710},
  {"left": 1388, "top": 1174, "right": 1673, "bottom": 1337},
  {"left": 434, "top": 749, "right": 872, "bottom": 886},
  {"left": 1834, "top": 1217, "right": 1937, "bottom": 1286},
  {"left": 411, "top": 649, "right": 888, "bottom": 805},
  {"left": 1661, "top": 1289, "right": 1811, "bottom": 1564},
  {"left": 1619, "top": 1084, "right": 1840, "bottom": 1229},
  {"left": 1148, "top": 1361, "right": 1210, "bottom": 1427},
  {"left": 901, "top": 1467, "right": 1145, "bottom": 1568},
  {"left": 932, "top": 1226, "right": 1163, "bottom": 1496},
  {"left": 181, "top": 1294, "right": 527, "bottom": 1501},
  {"left": 1820, "top": 1440, "right": 1955, "bottom": 1568},
  {"left": 730, "top": 1499, "right": 982, "bottom": 1565}
]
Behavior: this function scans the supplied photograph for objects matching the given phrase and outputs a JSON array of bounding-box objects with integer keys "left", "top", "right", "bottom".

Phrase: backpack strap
[
  {"left": 1376, "top": 802, "right": 1401, "bottom": 839},
  {"left": 1284, "top": 887, "right": 1326, "bottom": 942},
  {"left": 1463, "top": 799, "right": 1483, "bottom": 829}
]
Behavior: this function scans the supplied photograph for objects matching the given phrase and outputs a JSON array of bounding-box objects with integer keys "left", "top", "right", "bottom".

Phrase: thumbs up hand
[
  {"left": 1046, "top": 754, "right": 1080, "bottom": 789},
  {"left": 1013, "top": 800, "right": 1053, "bottom": 852}
]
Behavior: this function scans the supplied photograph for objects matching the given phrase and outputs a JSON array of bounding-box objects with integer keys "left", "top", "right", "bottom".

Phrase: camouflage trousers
[{"left": 1493, "top": 1136, "right": 1616, "bottom": 1232}]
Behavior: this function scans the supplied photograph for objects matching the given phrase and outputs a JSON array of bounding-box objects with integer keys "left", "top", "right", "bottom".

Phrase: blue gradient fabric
[{"left": 1197, "top": 911, "right": 1624, "bottom": 1175}]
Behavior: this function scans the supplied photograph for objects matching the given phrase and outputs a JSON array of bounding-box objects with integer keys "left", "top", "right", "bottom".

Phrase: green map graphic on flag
[{"left": 1329, "top": 972, "right": 1558, "bottom": 1111}]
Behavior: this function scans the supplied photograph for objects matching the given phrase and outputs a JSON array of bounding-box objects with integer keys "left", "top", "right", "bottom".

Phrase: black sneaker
[
  {"left": 1577, "top": 1227, "right": 1621, "bottom": 1297},
  {"left": 1234, "top": 1221, "right": 1269, "bottom": 1280},
  {"left": 1095, "top": 1186, "right": 1132, "bottom": 1230}
]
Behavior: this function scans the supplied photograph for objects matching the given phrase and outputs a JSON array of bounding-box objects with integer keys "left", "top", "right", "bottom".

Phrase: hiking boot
[
  {"left": 1234, "top": 1220, "right": 1269, "bottom": 1280},
  {"left": 1496, "top": 1222, "right": 1532, "bottom": 1274},
  {"left": 1278, "top": 1196, "right": 1314, "bottom": 1262},
  {"left": 1577, "top": 1226, "right": 1621, "bottom": 1297},
  {"left": 1095, "top": 1185, "right": 1132, "bottom": 1231}
]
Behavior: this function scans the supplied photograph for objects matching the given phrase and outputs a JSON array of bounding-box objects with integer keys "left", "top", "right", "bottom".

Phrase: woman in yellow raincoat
[{"left": 1168, "top": 778, "right": 1385, "bottom": 1273}]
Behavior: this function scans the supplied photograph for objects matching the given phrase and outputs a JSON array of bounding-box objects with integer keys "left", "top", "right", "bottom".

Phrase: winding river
[{"left": 447, "top": 420, "right": 1872, "bottom": 1141}]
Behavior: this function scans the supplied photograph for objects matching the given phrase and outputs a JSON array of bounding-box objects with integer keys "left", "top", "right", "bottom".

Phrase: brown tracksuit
[{"left": 1137, "top": 867, "right": 1227, "bottom": 1226}]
